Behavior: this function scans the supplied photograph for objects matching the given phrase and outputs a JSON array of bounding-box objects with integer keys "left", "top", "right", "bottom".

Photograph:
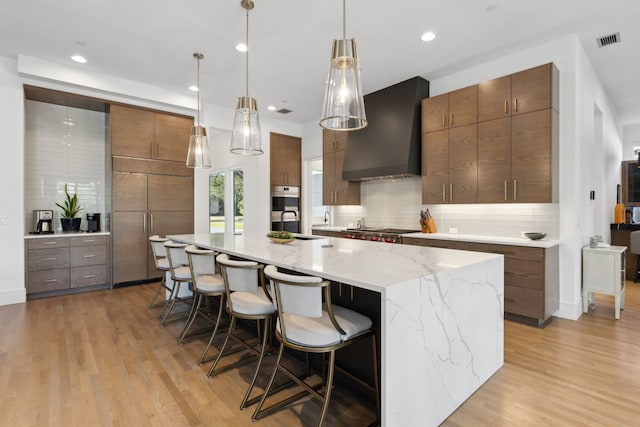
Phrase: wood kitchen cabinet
[
  {"left": 323, "top": 130, "right": 360, "bottom": 205},
  {"left": 112, "top": 165, "right": 193, "bottom": 284},
  {"left": 402, "top": 237, "right": 559, "bottom": 326},
  {"left": 111, "top": 104, "right": 193, "bottom": 162},
  {"left": 422, "top": 123, "right": 477, "bottom": 204},
  {"left": 270, "top": 132, "right": 301, "bottom": 187},
  {"left": 422, "top": 85, "right": 477, "bottom": 133},
  {"left": 25, "top": 234, "right": 111, "bottom": 298},
  {"left": 478, "top": 63, "right": 558, "bottom": 122}
]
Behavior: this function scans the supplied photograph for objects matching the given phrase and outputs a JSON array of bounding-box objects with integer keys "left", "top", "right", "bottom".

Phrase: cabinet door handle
[
  {"left": 513, "top": 98, "right": 518, "bottom": 112},
  {"left": 150, "top": 213, "right": 154, "bottom": 234},
  {"left": 350, "top": 285, "right": 355, "bottom": 301},
  {"left": 442, "top": 115, "right": 446, "bottom": 128},
  {"left": 83, "top": 274, "right": 96, "bottom": 279},
  {"left": 449, "top": 183, "right": 453, "bottom": 202},
  {"left": 143, "top": 214, "right": 147, "bottom": 234},
  {"left": 43, "top": 257, "right": 57, "bottom": 261},
  {"left": 450, "top": 113, "right": 453, "bottom": 126},
  {"left": 504, "top": 100, "right": 508, "bottom": 114},
  {"left": 42, "top": 241, "right": 57, "bottom": 245},
  {"left": 82, "top": 239, "right": 96, "bottom": 243},
  {"left": 44, "top": 279, "right": 57, "bottom": 283},
  {"left": 83, "top": 254, "right": 96, "bottom": 258},
  {"left": 513, "top": 180, "right": 517, "bottom": 201},
  {"left": 504, "top": 180, "right": 508, "bottom": 201},
  {"left": 442, "top": 184, "right": 446, "bottom": 202}
]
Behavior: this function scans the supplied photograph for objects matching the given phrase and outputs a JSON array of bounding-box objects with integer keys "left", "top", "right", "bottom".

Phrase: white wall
[
  {"left": 0, "top": 57, "right": 26, "bottom": 305},
  {"left": 623, "top": 123, "right": 640, "bottom": 160}
]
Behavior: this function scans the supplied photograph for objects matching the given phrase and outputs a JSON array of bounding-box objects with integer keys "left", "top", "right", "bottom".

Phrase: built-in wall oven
[{"left": 271, "top": 185, "right": 300, "bottom": 232}]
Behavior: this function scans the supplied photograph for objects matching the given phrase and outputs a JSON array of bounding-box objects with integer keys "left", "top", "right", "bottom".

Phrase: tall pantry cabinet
[{"left": 111, "top": 104, "right": 194, "bottom": 285}]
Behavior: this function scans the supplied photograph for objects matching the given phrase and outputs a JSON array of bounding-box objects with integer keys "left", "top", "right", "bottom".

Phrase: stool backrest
[
  {"left": 149, "top": 235, "right": 169, "bottom": 267},
  {"left": 164, "top": 241, "right": 189, "bottom": 270},
  {"left": 216, "top": 254, "right": 269, "bottom": 313},
  {"left": 186, "top": 245, "right": 217, "bottom": 289},
  {"left": 264, "top": 265, "right": 323, "bottom": 318}
]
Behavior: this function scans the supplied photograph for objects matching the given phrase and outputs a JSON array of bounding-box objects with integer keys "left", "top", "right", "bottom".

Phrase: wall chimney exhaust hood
[{"left": 341, "top": 76, "right": 429, "bottom": 181}]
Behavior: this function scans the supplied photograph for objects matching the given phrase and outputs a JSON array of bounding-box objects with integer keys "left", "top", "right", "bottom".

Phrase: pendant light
[
  {"left": 319, "top": 0, "right": 367, "bottom": 131},
  {"left": 230, "top": 0, "right": 263, "bottom": 155},
  {"left": 186, "top": 52, "right": 212, "bottom": 168}
]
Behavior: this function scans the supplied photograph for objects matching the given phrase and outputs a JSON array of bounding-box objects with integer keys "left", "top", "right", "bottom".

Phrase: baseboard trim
[
  {"left": 554, "top": 301, "right": 583, "bottom": 320},
  {"left": 0, "top": 288, "right": 27, "bottom": 306}
]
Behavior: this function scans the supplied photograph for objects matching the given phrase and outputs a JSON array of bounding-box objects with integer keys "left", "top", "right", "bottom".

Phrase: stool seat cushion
[
  {"left": 173, "top": 266, "right": 192, "bottom": 281},
  {"left": 230, "top": 290, "right": 275, "bottom": 316},
  {"left": 277, "top": 304, "right": 372, "bottom": 347},
  {"left": 196, "top": 274, "right": 224, "bottom": 293},
  {"left": 157, "top": 258, "right": 170, "bottom": 270}
]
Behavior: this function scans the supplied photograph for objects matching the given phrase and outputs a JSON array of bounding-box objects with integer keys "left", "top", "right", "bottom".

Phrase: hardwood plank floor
[{"left": 1, "top": 282, "right": 639, "bottom": 426}]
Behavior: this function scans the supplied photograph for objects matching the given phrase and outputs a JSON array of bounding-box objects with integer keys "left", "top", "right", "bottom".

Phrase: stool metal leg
[
  {"left": 635, "top": 255, "right": 640, "bottom": 282},
  {"left": 199, "top": 294, "right": 226, "bottom": 365}
]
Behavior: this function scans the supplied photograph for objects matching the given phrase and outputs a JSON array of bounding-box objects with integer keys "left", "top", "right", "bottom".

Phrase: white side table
[{"left": 582, "top": 245, "right": 626, "bottom": 319}]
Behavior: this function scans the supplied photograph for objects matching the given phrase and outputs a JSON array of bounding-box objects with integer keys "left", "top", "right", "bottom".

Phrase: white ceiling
[{"left": 1, "top": 0, "right": 639, "bottom": 126}]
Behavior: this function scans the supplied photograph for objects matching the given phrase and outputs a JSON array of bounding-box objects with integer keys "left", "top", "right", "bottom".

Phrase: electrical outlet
[{"left": 449, "top": 227, "right": 458, "bottom": 234}]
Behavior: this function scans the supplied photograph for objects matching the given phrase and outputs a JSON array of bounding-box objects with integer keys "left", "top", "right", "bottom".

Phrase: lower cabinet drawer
[
  {"left": 70, "top": 245, "right": 108, "bottom": 267},
  {"left": 504, "top": 285, "right": 544, "bottom": 319},
  {"left": 27, "top": 269, "right": 70, "bottom": 293},
  {"left": 70, "top": 265, "right": 108, "bottom": 288},
  {"left": 28, "top": 248, "right": 70, "bottom": 271}
]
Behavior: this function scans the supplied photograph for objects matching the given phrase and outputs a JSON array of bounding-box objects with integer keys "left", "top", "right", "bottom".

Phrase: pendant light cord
[
  {"left": 197, "top": 55, "right": 201, "bottom": 127},
  {"left": 342, "top": 0, "right": 346, "bottom": 40},
  {"left": 246, "top": 6, "right": 249, "bottom": 98}
]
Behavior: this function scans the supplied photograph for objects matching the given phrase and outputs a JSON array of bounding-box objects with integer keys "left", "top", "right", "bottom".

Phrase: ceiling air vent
[
  {"left": 597, "top": 32, "right": 621, "bottom": 48},
  {"left": 276, "top": 108, "right": 292, "bottom": 114}
]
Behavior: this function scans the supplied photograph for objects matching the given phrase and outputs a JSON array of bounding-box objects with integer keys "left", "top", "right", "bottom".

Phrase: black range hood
[{"left": 342, "top": 76, "right": 429, "bottom": 181}]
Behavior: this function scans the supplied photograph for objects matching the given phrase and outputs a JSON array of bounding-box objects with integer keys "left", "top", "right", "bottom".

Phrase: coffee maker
[
  {"left": 86, "top": 213, "right": 101, "bottom": 232},
  {"left": 33, "top": 210, "right": 54, "bottom": 234}
]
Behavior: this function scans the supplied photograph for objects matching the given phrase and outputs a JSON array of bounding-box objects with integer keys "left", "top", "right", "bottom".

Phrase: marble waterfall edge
[{"left": 381, "top": 256, "right": 504, "bottom": 426}]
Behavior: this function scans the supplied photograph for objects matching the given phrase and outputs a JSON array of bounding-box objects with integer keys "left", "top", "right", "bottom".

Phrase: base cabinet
[
  {"left": 582, "top": 246, "right": 626, "bottom": 319},
  {"left": 26, "top": 235, "right": 111, "bottom": 298},
  {"left": 402, "top": 237, "right": 559, "bottom": 326}
]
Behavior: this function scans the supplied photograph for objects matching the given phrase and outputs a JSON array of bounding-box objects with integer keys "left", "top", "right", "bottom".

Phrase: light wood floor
[{"left": 0, "top": 282, "right": 639, "bottom": 426}]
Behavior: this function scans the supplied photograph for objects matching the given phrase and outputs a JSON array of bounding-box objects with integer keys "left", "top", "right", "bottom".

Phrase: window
[
  {"left": 209, "top": 168, "right": 244, "bottom": 234},
  {"left": 209, "top": 172, "right": 225, "bottom": 233},
  {"left": 233, "top": 169, "right": 244, "bottom": 234}
]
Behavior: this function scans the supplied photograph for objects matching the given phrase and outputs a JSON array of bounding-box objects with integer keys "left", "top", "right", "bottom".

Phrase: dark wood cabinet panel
[
  {"left": 112, "top": 212, "right": 148, "bottom": 284},
  {"left": 113, "top": 172, "right": 147, "bottom": 211},
  {"left": 448, "top": 124, "right": 477, "bottom": 203},
  {"left": 154, "top": 113, "right": 192, "bottom": 162},
  {"left": 478, "top": 75, "right": 511, "bottom": 122},
  {"left": 111, "top": 105, "right": 155, "bottom": 158},
  {"left": 147, "top": 175, "right": 193, "bottom": 212},
  {"left": 422, "top": 93, "right": 449, "bottom": 133},
  {"left": 422, "top": 130, "right": 449, "bottom": 204},
  {"left": 270, "top": 133, "right": 301, "bottom": 187},
  {"left": 511, "top": 63, "right": 557, "bottom": 115},
  {"left": 322, "top": 130, "right": 360, "bottom": 206},
  {"left": 478, "top": 117, "right": 512, "bottom": 203},
  {"left": 448, "top": 86, "right": 477, "bottom": 128}
]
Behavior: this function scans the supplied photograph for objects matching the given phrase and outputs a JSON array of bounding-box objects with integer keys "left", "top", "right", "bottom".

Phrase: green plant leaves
[{"left": 55, "top": 184, "right": 82, "bottom": 218}]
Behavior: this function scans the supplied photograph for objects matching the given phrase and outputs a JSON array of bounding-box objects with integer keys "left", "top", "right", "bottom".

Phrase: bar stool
[
  {"left": 208, "top": 253, "right": 276, "bottom": 410},
  {"left": 178, "top": 245, "right": 225, "bottom": 350},
  {"left": 631, "top": 230, "right": 640, "bottom": 282},
  {"left": 148, "top": 235, "right": 171, "bottom": 310},
  {"left": 160, "top": 241, "right": 192, "bottom": 327},
  {"left": 253, "top": 265, "right": 380, "bottom": 427}
]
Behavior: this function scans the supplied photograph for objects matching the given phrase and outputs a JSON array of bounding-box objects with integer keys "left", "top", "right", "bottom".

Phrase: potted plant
[{"left": 56, "top": 184, "right": 82, "bottom": 232}]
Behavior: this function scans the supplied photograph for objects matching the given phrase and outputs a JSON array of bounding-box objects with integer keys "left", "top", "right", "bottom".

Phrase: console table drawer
[
  {"left": 27, "top": 269, "right": 70, "bottom": 293},
  {"left": 70, "top": 235, "right": 108, "bottom": 247},
  {"left": 27, "top": 238, "right": 69, "bottom": 250},
  {"left": 70, "top": 245, "right": 108, "bottom": 267},
  {"left": 28, "top": 248, "right": 70, "bottom": 271},
  {"left": 70, "top": 265, "right": 108, "bottom": 288}
]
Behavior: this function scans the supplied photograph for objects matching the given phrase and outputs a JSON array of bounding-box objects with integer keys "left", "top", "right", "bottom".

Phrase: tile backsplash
[
  {"left": 24, "top": 101, "right": 108, "bottom": 233},
  {"left": 332, "top": 176, "right": 559, "bottom": 239}
]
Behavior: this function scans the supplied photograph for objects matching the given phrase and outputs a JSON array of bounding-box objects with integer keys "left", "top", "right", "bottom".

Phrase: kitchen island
[{"left": 169, "top": 232, "right": 504, "bottom": 426}]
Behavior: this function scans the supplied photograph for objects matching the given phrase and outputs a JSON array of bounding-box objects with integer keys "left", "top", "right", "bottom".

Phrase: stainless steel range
[{"left": 344, "top": 227, "right": 419, "bottom": 244}]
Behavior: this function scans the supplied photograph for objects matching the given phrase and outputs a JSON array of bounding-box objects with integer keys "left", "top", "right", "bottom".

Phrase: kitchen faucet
[
  {"left": 280, "top": 210, "right": 297, "bottom": 231},
  {"left": 324, "top": 210, "right": 330, "bottom": 223}
]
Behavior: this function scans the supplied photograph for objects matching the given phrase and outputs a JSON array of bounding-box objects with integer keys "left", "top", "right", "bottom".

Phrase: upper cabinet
[
  {"left": 422, "top": 85, "right": 477, "bottom": 133},
  {"left": 423, "top": 63, "right": 559, "bottom": 204},
  {"left": 323, "top": 130, "right": 360, "bottom": 206},
  {"left": 111, "top": 104, "right": 193, "bottom": 162},
  {"left": 478, "top": 63, "right": 558, "bottom": 122},
  {"left": 270, "top": 132, "right": 301, "bottom": 187}
]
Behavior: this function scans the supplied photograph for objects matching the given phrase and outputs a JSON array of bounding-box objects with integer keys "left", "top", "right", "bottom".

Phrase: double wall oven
[{"left": 271, "top": 185, "right": 300, "bottom": 232}]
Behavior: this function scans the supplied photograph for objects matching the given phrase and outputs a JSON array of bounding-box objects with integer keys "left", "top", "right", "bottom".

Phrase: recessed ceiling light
[
  {"left": 235, "top": 43, "right": 248, "bottom": 52},
  {"left": 71, "top": 55, "right": 87, "bottom": 63},
  {"left": 420, "top": 32, "right": 436, "bottom": 42},
  {"left": 189, "top": 85, "right": 199, "bottom": 92},
  {"left": 267, "top": 105, "right": 277, "bottom": 111}
]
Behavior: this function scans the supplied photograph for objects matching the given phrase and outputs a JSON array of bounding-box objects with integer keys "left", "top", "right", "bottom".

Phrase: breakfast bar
[{"left": 170, "top": 232, "right": 504, "bottom": 426}]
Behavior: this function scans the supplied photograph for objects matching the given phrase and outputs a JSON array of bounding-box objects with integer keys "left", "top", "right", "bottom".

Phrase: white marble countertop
[
  {"left": 24, "top": 231, "right": 111, "bottom": 239},
  {"left": 169, "top": 232, "right": 501, "bottom": 295},
  {"left": 402, "top": 232, "right": 559, "bottom": 248}
]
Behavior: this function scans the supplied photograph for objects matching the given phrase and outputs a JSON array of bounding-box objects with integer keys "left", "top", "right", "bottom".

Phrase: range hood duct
[{"left": 342, "top": 76, "right": 429, "bottom": 181}]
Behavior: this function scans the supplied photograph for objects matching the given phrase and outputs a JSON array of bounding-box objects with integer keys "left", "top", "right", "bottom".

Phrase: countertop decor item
[
  {"left": 420, "top": 209, "right": 437, "bottom": 233},
  {"left": 524, "top": 232, "right": 546, "bottom": 240},
  {"left": 56, "top": 183, "right": 82, "bottom": 232},
  {"left": 267, "top": 231, "right": 295, "bottom": 244},
  {"left": 614, "top": 184, "right": 625, "bottom": 224}
]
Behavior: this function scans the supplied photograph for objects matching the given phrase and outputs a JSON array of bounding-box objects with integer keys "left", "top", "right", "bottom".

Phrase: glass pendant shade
[
  {"left": 320, "top": 38, "right": 367, "bottom": 131},
  {"left": 230, "top": 96, "right": 263, "bottom": 155},
  {"left": 187, "top": 125, "right": 211, "bottom": 168}
]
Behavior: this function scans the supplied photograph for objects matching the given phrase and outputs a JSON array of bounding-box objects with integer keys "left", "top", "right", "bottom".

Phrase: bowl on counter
[
  {"left": 267, "top": 231, "right": 295, "bottom": 244},
  {"left": 524, "top": 232, "right": 546, "bottom": 240}
]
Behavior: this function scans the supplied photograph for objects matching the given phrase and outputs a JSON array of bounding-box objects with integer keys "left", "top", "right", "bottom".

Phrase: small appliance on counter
[
  {"left": 31, "top": 209, "right": 54, "bottom": 234},
  {"left": 86, "top": 213, "right": 101, "bottom": 232}
]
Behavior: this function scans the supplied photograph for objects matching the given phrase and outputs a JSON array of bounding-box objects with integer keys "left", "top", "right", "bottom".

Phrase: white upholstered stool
[
  {"left": 159, "top": 241, "right": 192, "bottom": 327},
  {"left": 148, "top": 235, "right": 171, "bottom": 310}
]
